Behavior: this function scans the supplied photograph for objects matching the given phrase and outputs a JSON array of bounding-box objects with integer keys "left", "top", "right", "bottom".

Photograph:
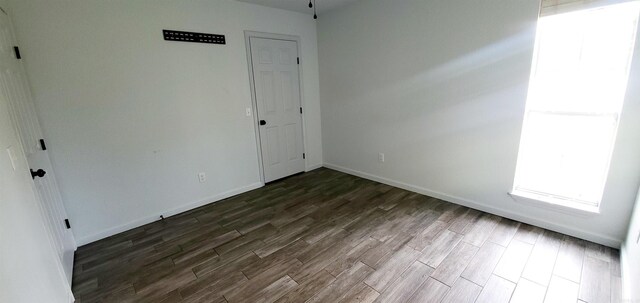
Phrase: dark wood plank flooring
[{"left": 72, "top": 168, "right": 621, "bottom": 303}]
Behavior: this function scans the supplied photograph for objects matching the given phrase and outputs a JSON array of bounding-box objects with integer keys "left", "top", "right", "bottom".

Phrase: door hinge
[
  {"left": 303, "top": 153, "right": 306, "bottom": 159},
  {"left": 39, "top": 139, "right": 47, "bottom": 151},
  {"left": 64, "top": 219, "right": 71, "bottom": 229},
  {"left": 13, "top": 46, "right": 21, "bottom": 59},
  {"left": 297, "top": 57, "right": 300, "bottom": 64},
  {"left": 300, "top": 107, "right": 303, "bottom": 114}
]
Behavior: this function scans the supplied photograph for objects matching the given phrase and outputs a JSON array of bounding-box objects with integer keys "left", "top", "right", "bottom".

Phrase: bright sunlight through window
[{"left": 512, "top": 1, "right": 640, "bottom": 212}]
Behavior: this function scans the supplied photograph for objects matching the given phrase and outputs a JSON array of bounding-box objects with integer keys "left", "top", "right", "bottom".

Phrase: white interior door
[
  {"left": 0, "top": 9, "right": 76, "bottom": 284},
  {"left": 0, "top": 28, "right": 74, "bottom": 303},
  {"left": 0, "top": 78, "right": 74, "bottom": 303},
  {"left": 250, "top": 37, "right": 305, "bottom": 183}
]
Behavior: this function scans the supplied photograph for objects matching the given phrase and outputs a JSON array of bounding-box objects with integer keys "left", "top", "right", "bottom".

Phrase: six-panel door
[{"left": 250, "top": 37, "right": 305, "bottom": 183}]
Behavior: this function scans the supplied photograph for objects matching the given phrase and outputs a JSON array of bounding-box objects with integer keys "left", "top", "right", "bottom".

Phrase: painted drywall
[
  {"left": 7, "top": 0, "right": 322, "bottom": 245},
  {"left": 621, "top": 189, "right": 640, "bottom": 301},
  {"left": 318, "top": 0, "right": 640, "bottom": 247}
]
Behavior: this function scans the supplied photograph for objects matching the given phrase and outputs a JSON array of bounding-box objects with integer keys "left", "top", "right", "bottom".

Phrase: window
[{"left": 512, "top": 1, "right": 640, "bottom": 212}]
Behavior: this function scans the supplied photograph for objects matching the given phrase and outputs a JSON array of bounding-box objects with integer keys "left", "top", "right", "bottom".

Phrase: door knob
[
  {"left": 259, "top": 120, "right": 267, "bottom": 125},
  {"left": 30, "top": 169, "right": 46, "bottom": 179}
]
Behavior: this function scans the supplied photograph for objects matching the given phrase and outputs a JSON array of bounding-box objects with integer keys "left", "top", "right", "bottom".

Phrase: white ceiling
[{"left": 236, "top": 0, "right": 360, "bottom": 14}]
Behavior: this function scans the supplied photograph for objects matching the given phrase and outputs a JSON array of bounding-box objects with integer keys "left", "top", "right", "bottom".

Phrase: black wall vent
[{"left": 163, "top": 30, "right": 225, "bottom": 45}]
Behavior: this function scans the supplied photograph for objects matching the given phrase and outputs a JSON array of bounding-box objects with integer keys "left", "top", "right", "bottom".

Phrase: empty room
[{"left": 1, "top": 0, "right": 640, "bottom": 302}]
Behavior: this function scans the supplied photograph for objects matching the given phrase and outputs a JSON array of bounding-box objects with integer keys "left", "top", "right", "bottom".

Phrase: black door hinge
[
  {"left": 64, "top": 219, "right": 71, "bottom": 229},
  {"left": 300, "top": 107, "right": 303, "bottom": 114},
  {"left": 39, "top": 139, "right": 47, "bottom": 151},
  {"left": 303, "top": 153, "right": 306, "bottom": 159},
  {"left": 297, "top": 57, "right": 300, "bottom": 64},
  {"left": 13, "top": 46, "right": 21, "bottom": 59}
]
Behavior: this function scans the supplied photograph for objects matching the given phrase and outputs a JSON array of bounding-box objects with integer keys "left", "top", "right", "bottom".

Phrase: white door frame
[{"left": 244, "top": 31, "right": 308, "bottom": 184}]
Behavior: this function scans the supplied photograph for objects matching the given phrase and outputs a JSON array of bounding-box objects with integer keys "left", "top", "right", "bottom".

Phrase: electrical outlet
[
  {"left": 245, "top": 107, "right": 252, "bottom": 117},
  {"left": 378, "top": 153, "right": 385, "bottom": 163},
  {"left": 198, "top": 172, "right": 206, "bottom": 183}
]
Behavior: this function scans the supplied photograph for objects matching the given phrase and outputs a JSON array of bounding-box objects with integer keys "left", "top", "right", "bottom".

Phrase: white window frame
[{"left": 511, "top": 1, "right": 640, "bottom": 214}]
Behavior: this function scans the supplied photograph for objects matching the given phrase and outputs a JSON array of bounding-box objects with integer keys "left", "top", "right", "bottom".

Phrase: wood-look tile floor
[{"left": 72, "top": 168, "right": 621, "bottom": 303}]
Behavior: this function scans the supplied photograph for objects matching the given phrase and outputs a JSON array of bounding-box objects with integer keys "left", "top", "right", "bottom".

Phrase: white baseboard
[
  {"left": 621, "top": 242, "right": 631, "bottom": 301},
  {"left": 76, "top": 182, "right": 264, "bottom": 246},
  {"left": 306, "top": 163, "right": 323, "bottom": 171},
  {"left": 324, "top": 162, "right": 621, "bottom": 248}
]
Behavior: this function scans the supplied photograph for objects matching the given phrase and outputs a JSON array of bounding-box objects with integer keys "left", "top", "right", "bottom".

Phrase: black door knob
[
  {"left": 30, "top": 169, "right": 46, "bottom": 179},
  {"left": 259, "top": 120, "right": 267, "bottom": 125}
]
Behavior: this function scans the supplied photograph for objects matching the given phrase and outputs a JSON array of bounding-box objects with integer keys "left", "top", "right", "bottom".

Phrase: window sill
[{"left": 508, "top": 190, "right": 600, "bottom": 217}]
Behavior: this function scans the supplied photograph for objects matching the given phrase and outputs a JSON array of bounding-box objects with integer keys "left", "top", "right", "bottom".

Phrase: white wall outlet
[
  {"left": 245, "top": 107, "right": 252, "bottom": 117},
  {"left": 378, "top": 152, "right": 385, "bottom": 163},
  {"left": 198, "top": 172, "right": 206, "bottom": 183}
]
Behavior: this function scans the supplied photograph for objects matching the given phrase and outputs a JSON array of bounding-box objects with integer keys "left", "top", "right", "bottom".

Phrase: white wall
[
  {"left": 7, "top": 0, "right": 322, "bottom": 245},
  {"left": 621, "top": 189, "right": 640, "bottom": 301},
  {"left": 318, "top": 0, "right": 640, "bottom": 247}
]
